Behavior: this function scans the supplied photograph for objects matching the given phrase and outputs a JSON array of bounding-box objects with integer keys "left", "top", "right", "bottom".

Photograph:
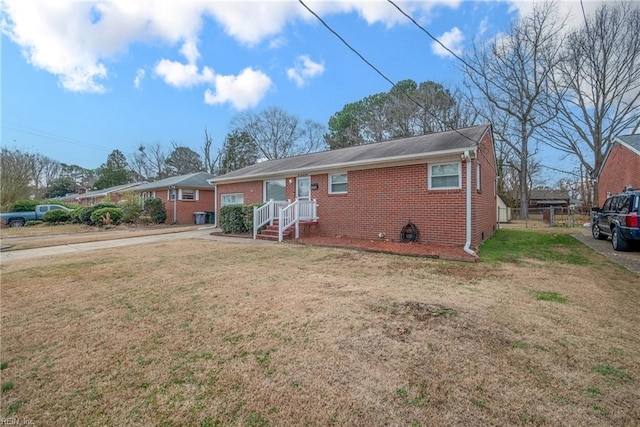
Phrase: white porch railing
[
  {"left": 298, "top": 199, "right": 318, "bottom": 221},
  {"left": 253, "top": 200, "right": 290, "bottom": 239},
  {"left": 254, "top": 198, "right": 318, "bottom": 242},
  {"left": 279, "top": 200, "right": 299, "bottom": 242}
]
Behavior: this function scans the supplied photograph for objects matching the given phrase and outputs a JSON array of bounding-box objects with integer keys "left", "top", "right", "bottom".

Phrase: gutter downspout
[
  {"left": 170, "top": 186, "right": 177, "bottom": 224},
  {"left": 463, "top": 151, "right": 477, "bottom": 257},
  {"left": 213, "top": 184, "right": 218, "bottom": 227}
]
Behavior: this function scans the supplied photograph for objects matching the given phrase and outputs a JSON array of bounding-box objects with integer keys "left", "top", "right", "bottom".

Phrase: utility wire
[
  {"left": 386, "top": 0, "right": 484, "bottom": 78},
  {"left": 297, "top": 0, "right": 479, "bottom": 145},
  {"left": 298, "top": 0, "right": 499, "bottom": 173},
  {"left": 3, "top": 122, "right": 114, "bottom": 152}
]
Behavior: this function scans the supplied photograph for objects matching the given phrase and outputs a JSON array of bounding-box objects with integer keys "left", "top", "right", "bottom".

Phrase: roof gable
[
  {"left": 597, "top": 134, "right": 640, "bottom": 178},
  {"left": 211, "top": 124, "right": 491, "bottom": 183},
  {"left": 616, "top": 134, "right": 640, "bottom": 156}
]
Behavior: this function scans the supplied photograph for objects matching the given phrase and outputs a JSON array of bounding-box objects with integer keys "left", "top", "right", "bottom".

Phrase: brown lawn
[{"left": 0, "top": 236, "right": 638, "bottom": 426}]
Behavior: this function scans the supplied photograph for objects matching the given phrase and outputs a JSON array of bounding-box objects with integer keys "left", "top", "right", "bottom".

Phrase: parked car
[
  {"left": 0, "top": 204, "right": 73, "bottom": 227},
  {"left": 591, "top": 188, "right": 640, "bottom": 251}
]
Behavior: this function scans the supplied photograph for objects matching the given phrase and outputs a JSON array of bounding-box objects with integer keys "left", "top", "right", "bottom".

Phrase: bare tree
[
  {"left": 465, "top": 2, "right": 565, "bottom": 218},
  {"left": 31, "top": 155, "right": 62, "bottom": 199},
  {"left": 231, "top": 107, "right": 326, "bottom": 160},
  {"left": 129, "top": 143, "right": 168, "bottom": 181},
  {"left": 202, "top": 128, "right": 221, "bottom": 175},
  {"left": 0, "top": 147, "right": 36, "bottom": 209},
  {"left": 544, "top": 1, "right": 640, "bottom": 206}
]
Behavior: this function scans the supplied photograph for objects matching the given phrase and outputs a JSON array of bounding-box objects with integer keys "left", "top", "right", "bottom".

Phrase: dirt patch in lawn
[{"left": 1, "top": 240, "right": 639, "bottom": 426}]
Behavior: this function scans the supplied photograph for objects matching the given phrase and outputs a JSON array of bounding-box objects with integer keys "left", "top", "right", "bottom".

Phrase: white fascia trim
[{"left": 210, "top": 147, "right": 473, "bottom": 185}]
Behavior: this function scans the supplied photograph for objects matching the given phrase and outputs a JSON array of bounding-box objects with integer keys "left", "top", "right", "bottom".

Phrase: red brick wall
[
  {"left": 154, "top": 188, "right": 215, "bottom": 225},
  {"left": 471, "top": 130, "right": 498, "bottom": 246},
  {"left": 598, "top": 144, "right": 640, "bottom": 205},
  {"left": 215, "top": 182, "right": 264, "bottom": 208},
  {"left": 215, "top": 137, "right": 498, "bottom": 248}
]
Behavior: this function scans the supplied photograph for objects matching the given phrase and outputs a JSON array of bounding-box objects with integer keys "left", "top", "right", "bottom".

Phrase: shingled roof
[
  {"left": 211, "top": 124, "right": 491, "bottom": 184},
  {"left": 130, "top": 172, "right": 215, "bottom": 191}
]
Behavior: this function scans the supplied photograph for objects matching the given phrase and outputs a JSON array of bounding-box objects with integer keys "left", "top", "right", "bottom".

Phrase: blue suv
[{"left": 592, "top": 188, "right": 640, "bottom": 251}]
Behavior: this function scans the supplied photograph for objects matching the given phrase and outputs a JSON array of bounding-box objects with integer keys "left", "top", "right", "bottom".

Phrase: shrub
[
  {"left": 77, "top": 202, "right": 118, "bottom": 225},
  {"left": 143, "top": 198, "right": 167, "bottom": 224},
  {"left": 11, "top": 200, "right": 38, "bottom": 212},
  {"left": 43, "top": 209, "right": 72, "bottom": 224},
  {"left": 120, "top": 199, "right": 143, "bottom": 224},
  {"left": 69, "top": 207, "right": 83, "bottom": 224},
  {"left": 90, "top": 207, "right": 123, "bottom": 227},
  {"left": 242, "top": 203, "right": 263, "bottom": 233},
  {"left": 220, "top": 205, "right": 246, "bottom": 233}
]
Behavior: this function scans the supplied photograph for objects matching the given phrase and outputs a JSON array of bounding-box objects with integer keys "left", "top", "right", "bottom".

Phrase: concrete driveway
[
  {"left": 573, "top": 227, "right": 640, "bottom": 275},
  {"left": 0, "top": 228, "right": 273, "bottom": 263}
]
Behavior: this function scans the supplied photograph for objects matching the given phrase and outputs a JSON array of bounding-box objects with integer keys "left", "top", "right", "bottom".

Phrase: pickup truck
[{"left": 0, "top": 204, "right": 73, "bottom": 227}]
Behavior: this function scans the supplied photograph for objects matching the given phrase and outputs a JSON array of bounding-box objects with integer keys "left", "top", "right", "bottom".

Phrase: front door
[{"left": 296, "top": 176, "right": 310, "bottom": 201}]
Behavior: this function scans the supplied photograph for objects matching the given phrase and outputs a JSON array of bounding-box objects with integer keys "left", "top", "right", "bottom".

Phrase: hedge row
[{"left": 219, "top": 203, "right": 262, "bottom": 234}]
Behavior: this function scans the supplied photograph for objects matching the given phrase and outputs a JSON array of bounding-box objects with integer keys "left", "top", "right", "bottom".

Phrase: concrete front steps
[{"left": 256, "top": 221, "right": 318, "bottom": 241}]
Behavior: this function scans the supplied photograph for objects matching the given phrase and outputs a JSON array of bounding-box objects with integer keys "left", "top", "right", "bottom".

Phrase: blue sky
[{"left": 1, "top": 0, "right": 599, "bottom": 182}]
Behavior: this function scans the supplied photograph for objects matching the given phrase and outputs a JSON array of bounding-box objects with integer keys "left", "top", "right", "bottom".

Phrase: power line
[
  {"left": 297, "top": 0, "right": 497, "bottom": 172},
  {"left": 297, "top": 0, "right": 477, "bottom": 143},
  {"left": 2, "top": 122, "right": 114, "bottom": 152},
  {"left": 386, "top": 0, "right": 484, "bottom": 78}
]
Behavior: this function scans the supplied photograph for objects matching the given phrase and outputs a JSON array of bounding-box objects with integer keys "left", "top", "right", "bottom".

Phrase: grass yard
[{"left": 1, "top": 230, "right": 638, "bottom": 426}]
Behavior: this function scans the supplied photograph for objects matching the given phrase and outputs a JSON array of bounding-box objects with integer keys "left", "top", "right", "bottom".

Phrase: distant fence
[{"left": 498, "top": 206, "right": 592, "bottom": 228}]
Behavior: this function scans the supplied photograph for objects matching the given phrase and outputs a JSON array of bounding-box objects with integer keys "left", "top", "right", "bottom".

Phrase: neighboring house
[
  {"left": 129, "top": 172, "right": 215, "bottom": 225},
  {"left": 60, "top": 182, "right": 144, "bottom": 206},
  {"left": 210, "top": 124, "right": 498, "bottom": 254},
  {"left": 528, "top": 190, "right": 570, "bottom": 209},
  {"left": 596, "top": 134, "right": 640, "bottom": 205}
]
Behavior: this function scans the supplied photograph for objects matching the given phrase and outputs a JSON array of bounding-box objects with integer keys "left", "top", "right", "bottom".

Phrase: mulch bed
[
  {"left": 293, "top": 236, "right": 477, "bottom": 262},
  {"left": 210, "top": 231, "right": 477, "bottom": 262}
]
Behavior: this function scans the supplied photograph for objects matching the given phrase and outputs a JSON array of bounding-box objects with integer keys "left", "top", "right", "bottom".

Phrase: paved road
[
  {"left": 0, "top": 228, "right": 274, "bottom": 263},
  {"left": 572, "top": 227, "right": 640, "bottom": 275}
]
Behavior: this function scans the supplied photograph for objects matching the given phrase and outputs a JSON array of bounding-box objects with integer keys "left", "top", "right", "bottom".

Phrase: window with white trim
[
  {"left": 181, "top": 189, "right": 197, "bottom": 200},
  {"left": 264, "top": 179, "right": 286, "bottom": 201},
  {"left": 429, "top": 162, "right": 461, "bottom": 189},
  {"left": 329, "top": 173, "right": 348, "bottom": 194},
  {"left": 221, "top": 193, "right": 244, "bottom": 206},
  {"left": 476, "top": 163, "right": 481, "bottom": 191}
]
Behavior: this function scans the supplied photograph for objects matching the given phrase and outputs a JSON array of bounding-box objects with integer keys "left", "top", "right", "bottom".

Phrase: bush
[
  {"left": 242, "top": 203, "right": 263, "bottom": 233},
  {"left": 120, "top": 199, "right": 143, "bottom": 224},
  {"left": 11, "top": 200, "right": 38, "bottom": 212},
  {"left": 219, "top": 205, "right": 246, "bottom": 233},
  {"left": 76, "top": 202, "right": 118, "bottom": 225},
  {"left": 143, "top": 198, "right": 167, "bottom": 224},
  {"left": 90, "top": 207, "right": 123, "bottom": 227},
  {"left": 43, "top": 209, "right": 72, "bottom": 224}
]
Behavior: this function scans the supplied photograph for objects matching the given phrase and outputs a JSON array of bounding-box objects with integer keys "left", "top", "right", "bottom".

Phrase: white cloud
[
  {"left": 204, "top": 68, "right": 272, "bottom": 110},
  {"left": 134, "top": 68, "right": 145, "bottom": 89},
  {"left": 0, "top": 0, "right": 466, "bottom": 93},
  {"left": 154, "top": 59, "right": 215, "bottom": 88},
  {"left": 180, "top": 40, "right": 201, "bottom": 64},
  {"left": 478, "top": 16, "right": 489, "bottom": 37},
  {"left": 286, "top": 55, "right": 325, "bottom": 88},
  {"left": 269, "top": 36, "right": 287, "bottom": 49},
  {"left": 432, "top": 27, "right": 464, "bottom": 57}
]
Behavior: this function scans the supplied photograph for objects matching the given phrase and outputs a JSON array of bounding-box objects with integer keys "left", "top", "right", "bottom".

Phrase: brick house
[
  {"left": 60, "top": 182, "right": 144, "bottom": 206},
  {"left": 596, "top": 134, "right": 640, "bottom": 205},
  {"left": 129, "top": 172, "right": 215, "bottom": 225},
  {"left": 210, "top": 124, "right": 497, "bottom": 255}
]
